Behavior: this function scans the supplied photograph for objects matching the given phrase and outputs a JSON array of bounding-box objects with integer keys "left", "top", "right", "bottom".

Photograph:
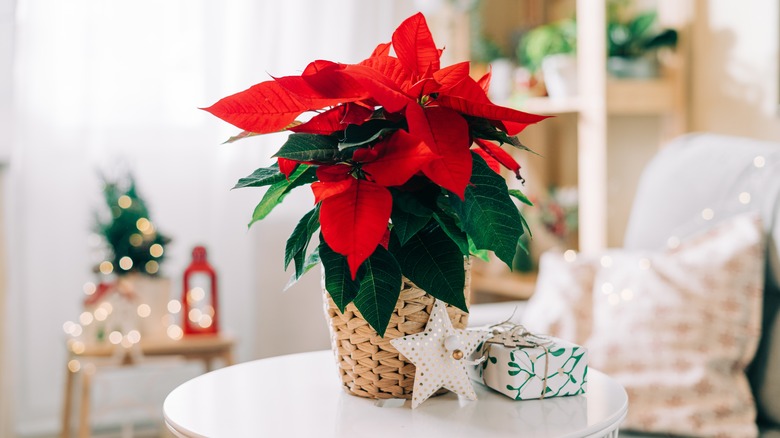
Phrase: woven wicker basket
[{"left": 322, "top": 260, "right": 471, "bottom": 399}]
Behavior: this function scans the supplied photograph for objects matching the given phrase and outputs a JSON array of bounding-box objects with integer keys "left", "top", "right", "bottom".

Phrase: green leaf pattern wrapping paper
[{"left": 471, "top": 331, "right": 588, "bottom": 400}]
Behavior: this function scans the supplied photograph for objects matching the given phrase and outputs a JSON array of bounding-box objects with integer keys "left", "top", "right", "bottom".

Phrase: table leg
[
  {"left": 78, "top": 369, "right": 92, "bottom": 438},
  {"left": 61, "top": 363, "right": 74, "bottom": 438},
  {"left": 222, "top": 350, "right": 235, "bottom": 367}
]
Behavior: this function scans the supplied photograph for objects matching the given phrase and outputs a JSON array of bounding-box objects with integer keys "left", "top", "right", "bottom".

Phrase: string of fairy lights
[
  {"left": 63, "top": 177, "right": 197, "bottom": 365},
  {"left": 182, "top": 286, "right": 216, "bottom": 330},
  {"left": 64, "top": 197, "right": 220, "bottom": 363},
  {"left": 558, "top": 150, "right": 778, "bottom": 308},
  {"left": 97, "top": 194, "right": 165, "bottom": 276}
]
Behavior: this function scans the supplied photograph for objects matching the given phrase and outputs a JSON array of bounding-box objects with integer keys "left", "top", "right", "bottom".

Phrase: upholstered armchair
[{"left": 470, "top": 133, "right": 780, "bottom": 437}]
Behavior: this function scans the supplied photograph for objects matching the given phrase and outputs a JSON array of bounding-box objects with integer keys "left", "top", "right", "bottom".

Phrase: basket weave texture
[{"left": 322, "top": 261, "right": 471, "bottom": 399}]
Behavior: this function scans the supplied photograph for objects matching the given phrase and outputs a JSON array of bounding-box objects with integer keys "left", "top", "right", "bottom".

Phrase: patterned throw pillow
[
  {"left": 528, "top": 214, "right": 765, "bottom": 437},
  {"left": 588, "top": 214, "right": 764, "bottom": 437}
]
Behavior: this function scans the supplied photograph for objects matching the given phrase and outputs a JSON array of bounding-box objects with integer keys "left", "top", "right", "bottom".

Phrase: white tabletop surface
[{"left": 164, "top": 350, "right": 627, "bottom": 438}]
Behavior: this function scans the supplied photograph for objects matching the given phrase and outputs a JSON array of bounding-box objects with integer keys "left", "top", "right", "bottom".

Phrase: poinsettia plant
[{"left": 204, "top": 13, "right": 547, "bottom": 336}]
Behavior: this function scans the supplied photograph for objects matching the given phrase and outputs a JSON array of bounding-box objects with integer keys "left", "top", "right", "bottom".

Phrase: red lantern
[{"left": 182, "top": 246, "right": 219, "bottom": 335}]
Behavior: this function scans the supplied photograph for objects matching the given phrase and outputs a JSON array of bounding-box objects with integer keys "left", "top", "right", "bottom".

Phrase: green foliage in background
[
  {"left": 516, "top": 1, "right": 677, "bottom": 72},
  {"left": 607, "top": 1, "right": 677, "bottom": 59},
  {"left": 517, "top": 18, "right": 577, "bottom": 73},
  {"left": 95, "top": 175, "right": 171, "bottom": 277}
]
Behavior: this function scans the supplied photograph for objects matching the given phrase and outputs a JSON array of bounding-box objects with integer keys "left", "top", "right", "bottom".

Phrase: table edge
[{"left": 164, "top": 350, "right": 629, "bottom": 438}]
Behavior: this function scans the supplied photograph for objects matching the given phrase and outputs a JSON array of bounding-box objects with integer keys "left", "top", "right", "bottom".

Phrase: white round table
[{"left": 164, "top": 350, "right": 627, "bottom": 438}]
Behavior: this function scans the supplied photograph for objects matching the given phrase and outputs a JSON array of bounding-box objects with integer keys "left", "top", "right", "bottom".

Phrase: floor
[{"left": 32, "top": 423, "right": 175, "bottom": 438}]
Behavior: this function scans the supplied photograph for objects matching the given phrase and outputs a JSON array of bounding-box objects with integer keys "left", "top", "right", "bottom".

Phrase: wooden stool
[{"left": 61, "top": 335, "right": 236, "bottom": 438}]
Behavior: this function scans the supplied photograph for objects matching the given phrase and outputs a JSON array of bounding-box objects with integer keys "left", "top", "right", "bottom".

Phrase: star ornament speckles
[{"left": 390, "top": 299, "right": 492, "bottom": 409}]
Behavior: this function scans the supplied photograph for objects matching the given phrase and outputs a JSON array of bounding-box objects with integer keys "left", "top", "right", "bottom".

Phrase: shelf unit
[
  {"left": 471, "top": 271, "right": 537, "bottom": 303},
  {"left": 468, "top": 0, "right": 688, "bottom": 301},
  {"left": 518, "top": 78, "right": 681, "bottom": 116}
]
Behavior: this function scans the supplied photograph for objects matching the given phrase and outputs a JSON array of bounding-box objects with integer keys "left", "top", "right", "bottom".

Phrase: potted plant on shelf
[
  {"left": 517, "top": 18, "right": 577, "bottom": 99},
  {"left": 471, "top": 34, "right": 515, "bottom": 101},
  {"left": 203, "top": 13, "right": 547, "bottom": 400},
  {"left": 607, "top": 1, "right": 678, "bottom": 78}
]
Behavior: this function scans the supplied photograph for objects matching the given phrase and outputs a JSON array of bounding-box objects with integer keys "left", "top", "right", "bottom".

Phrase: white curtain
[{"left": 6, "top": 0, "right": 419, "bottom": 433}]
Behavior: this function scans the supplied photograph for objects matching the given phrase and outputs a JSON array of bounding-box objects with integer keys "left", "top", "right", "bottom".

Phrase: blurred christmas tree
[{"left": 95, "top": 174, "right": 171, "bottom": 277}]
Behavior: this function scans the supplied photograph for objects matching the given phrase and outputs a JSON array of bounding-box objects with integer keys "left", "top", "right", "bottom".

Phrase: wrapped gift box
[{"left": 471, "top": 325, "right": 588, "bottom": 400}]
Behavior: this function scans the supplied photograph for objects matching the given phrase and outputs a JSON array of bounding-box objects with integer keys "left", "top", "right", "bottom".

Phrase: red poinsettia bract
[{"left": 204, "top": 12, "right": 547, "bottom": 279}]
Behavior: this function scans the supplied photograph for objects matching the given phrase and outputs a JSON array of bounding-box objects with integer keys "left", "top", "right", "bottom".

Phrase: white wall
[
  {"left": 691, "top": 0, "right": 780, "bottom": 140},
  {"left": 607, "top": 116, "right": 664, "bottom": 246},
  {"left": 605, "top": 0, "right": 780, "bottom": 246},
  {"left": 0, "top": 0, "right": 11, "bottom": 162},
  {"left": 0, "top": 0, "right": 13, "bottom": 435},
  {"left": 6, "top": 1, "right": 419, "bottom": 435},
  {"left": 1, "top": 169, "right": 11, "bottom": 438}
]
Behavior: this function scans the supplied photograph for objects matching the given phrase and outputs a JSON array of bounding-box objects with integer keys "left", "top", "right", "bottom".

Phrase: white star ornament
[{"left": 390, "top": 299, "right": 492, "bottom": 409}]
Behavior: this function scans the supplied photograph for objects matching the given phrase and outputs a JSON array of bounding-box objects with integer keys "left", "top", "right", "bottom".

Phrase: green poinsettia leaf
[
  {"left": 466, "top": 116, "right": 517, "bottom": 145},
  {"left": 508, "top": 189, "right": 534, "bottom": 207},
  {"left": 283, "top": 248, "right": 321, "bottom": 292},
  {"left": 471, "top": 122, "right": 520, "bottom": 147},
  {"left": 249, "top": 184, "right": 288, "bottom": 227},
  {"left": 272, "top": 133, "right": 339, "bottom": 162},
  {"left": 223, "top": 130, "right": 261, "bottom": 144},
  {"left": 389, "top": 186, "right": 438, "bottom": 217},
  {"left": 320, "top": 240, "right": 361, "bottom": 313},
  {"left": 509, "top": 141, "right": 538, "bottom": 156},
  {"left": 468, "top": 237, "right": 491, "bottom": 262},
  {"left": 340, "top": 128, "right": 397, "bottom": 151},
  {"left": 515, "top": 236, "right": 529, "bottom": 257},
  {"left": 303, "top": 249, "right": 320, "bottom": 270},
  {"left": 352, "top": 245, "right": 402, "bottom": 337},
  {"left": 233, "top": 163, "right": 286, "bottom": 189},
  {"left": 467, "top": 117, "right": 539, "bottom": 155},
  {"left": 284, "top": 205, "right": 320, "bottom": 274},
  {"left": 391, "top": 206, "right": 431, "bottom": 246},
  {"left": 519, "top": 211, "right": 532, "bottom": 238},
  {"left": 390, "top": 223, "right": 468, "bottom": 313},
  {"left": 433, "top": 212, "right": 469, "bottom": 256},
  {"left": 339, "top": 119, "right": 400, "bottom": 150},
  {"left": 248, "top": 165, "right": 316, "bottom": 227},
  {"left": 449, "top": 153, "right": 525, "bottom": 268}
]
